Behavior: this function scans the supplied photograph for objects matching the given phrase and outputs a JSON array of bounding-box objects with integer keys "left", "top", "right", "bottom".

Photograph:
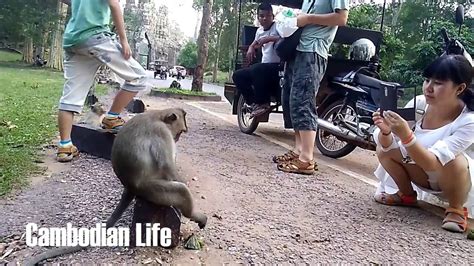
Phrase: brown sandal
[
  {"left": 272, "top": 150, "right": 298, "bottom": 164},
  {"left": 374, "top": 191, "right": 418, "bottom": 206},
  {"left": 56, "top": 145, "right": 79, "bottom": 162},
  {"left": 277, "top": 158, "right": 316, "bottom": 175},
  {"left": 442, "top": 207, "right": 468, "bottom": 233}
]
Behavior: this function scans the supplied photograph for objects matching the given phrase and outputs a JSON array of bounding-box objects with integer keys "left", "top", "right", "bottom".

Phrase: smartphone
[{"left": 379, "top": 83, "right": 416, "bottom": 121}]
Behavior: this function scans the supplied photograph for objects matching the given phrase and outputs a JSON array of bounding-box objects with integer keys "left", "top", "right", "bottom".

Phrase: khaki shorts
[{"left": 60, "top": 32, "right": 147, "bottom": 113}]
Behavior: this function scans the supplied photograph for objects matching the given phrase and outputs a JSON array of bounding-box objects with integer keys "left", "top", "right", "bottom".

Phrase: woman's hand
[
  {"left": 382, "top": 110, "right": 412, "bottom": 141},
  {"left": 372, "top": 109, "right": 391, "bottom": 135}
]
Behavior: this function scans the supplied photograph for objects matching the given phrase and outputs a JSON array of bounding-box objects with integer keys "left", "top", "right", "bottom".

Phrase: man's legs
[
  {"left": 232, "top": 67, "right": 255, "bottom": 104},
  {"left": 278, "top": 52, "right": 326, "bottom": 174},
  {"left": 272, "top": 59, "right": 304, "bottom": 164},
  {"left": 251, "top": 63, "right": 280, "bottom": 117},
  {"left": 86, "top": 34, "right": 147, "bottom": 131},
  {"left": 57, "top": 49, "right": 102, "bottom": 162}
]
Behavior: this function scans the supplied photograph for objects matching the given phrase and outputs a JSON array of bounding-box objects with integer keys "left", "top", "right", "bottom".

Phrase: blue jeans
[{"left": 282, "top": 51, "right": 327, "bottom": 131}]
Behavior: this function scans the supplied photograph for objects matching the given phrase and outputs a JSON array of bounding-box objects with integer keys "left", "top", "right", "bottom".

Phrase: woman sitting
[{"left": 372, "top": 54, "right": 474, "bottom": 233}]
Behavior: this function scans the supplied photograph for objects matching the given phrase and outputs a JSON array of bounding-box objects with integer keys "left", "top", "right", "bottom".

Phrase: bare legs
[
  {"left": 376, "top": 148, "right": 471, "bottom": 232},
  {"left": 295, "top": 130, "right": 316, "bottom": 162},
  {"left": 108, "top": 89, "right": 137, "bottom": 114}
]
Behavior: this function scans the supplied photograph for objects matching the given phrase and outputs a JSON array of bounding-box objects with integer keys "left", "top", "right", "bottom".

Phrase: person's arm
[
  {"left": 406, "top": 120, "right": 474, "bottom": 172},
  {"left": 108, "top": 0, "right": 131, "bottom": 59},
  {"left": 384, "top": 110, "right": 474, "bottom": 172},
  {"left": 256, "top": 36, "right": 281, "bottom": 46},
  {"left": 61, "top": 0, "right": 71, "bottom": 6},
  {"left": 297, "top": 9, "right": 348, "bottom": 27},
  {"left": 246, "top": 28, "right": 264, "bottom": 62}
]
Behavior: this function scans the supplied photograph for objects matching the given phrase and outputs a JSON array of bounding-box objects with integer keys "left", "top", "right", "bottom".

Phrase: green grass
[
  {"left": 203, "top": 71, "right": 230, "bottom": 86},
  {"left": 154, "top": 87, "right": 217, "bottom": 96},
  {"left": 0, "top": 50, "right": 22, "bottom": 62},
  {"left": 95, "top": 84, "right": 110, "bottom": 96},
  {"left": 0, "top": 60, "right": 64, "bottom": 196}
]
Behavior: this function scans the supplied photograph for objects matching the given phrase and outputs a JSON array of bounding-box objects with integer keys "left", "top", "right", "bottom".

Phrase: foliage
[
  {"left": 203, "top": 70, "right": 228, "bottom": 85},
  {"left": 178, "top": 41, "right": 198, "bottom": 68},
  {"left": 0, "top": 60, "right": 64, "bottom": 195},
  {"left": 346, "top": 2, "right": 474, "bottom": 87},
  {"left": 0, "top": 0, "right": 59, "bottom": 48}
]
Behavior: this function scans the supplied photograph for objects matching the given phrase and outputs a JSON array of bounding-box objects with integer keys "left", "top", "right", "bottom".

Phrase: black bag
[
  {"left": 274, "top": 0, "right": 315, "bottom": 62},
  {"left": 275, "top": 28, "right": 304, "bottom": 62}
]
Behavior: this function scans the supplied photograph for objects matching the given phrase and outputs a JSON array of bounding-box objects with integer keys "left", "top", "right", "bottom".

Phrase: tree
[
  {"left": 192, "top": 0, "right": 213, "bottom": 92},
  {"left": 123, "top": 7, "right": 145, "bottom": 60},
  {"left": 178, "top": 41, "right": 198, "bottom": 68},
  {"left": 47, "top": 0, "right": 69, "bottom": 71}
]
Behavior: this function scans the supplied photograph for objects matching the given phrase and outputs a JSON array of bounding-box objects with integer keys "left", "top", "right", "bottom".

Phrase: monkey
[
  {"left": 78, "top": 102, "right": 106, "bottom": 129},
  {"left": 25, "top": 107, "right": 207, "bottom": 266}
]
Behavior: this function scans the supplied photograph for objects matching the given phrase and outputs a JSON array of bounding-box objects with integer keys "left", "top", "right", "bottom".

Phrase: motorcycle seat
[{"left": 354, "top": 73, "right": 401, "bottom": 89}]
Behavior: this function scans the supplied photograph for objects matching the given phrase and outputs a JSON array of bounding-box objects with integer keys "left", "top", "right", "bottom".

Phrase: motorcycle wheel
[
  {"left": 237, "top": 94, "right": 259, "bottom": 134},
  {"left": 316, "top": 99, "right": 357, "bottom": 158}
]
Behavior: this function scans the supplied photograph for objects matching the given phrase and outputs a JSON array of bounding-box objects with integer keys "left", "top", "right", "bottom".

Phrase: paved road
[
  {"left": 146, "top": 71, "right": 226, "bottom": 100},
  {"left": 2, "top": 85, "right": 474, "bottom": 264}
]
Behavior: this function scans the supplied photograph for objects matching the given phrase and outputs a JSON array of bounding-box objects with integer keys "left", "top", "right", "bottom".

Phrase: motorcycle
[
  {"left": 160, "top": 70, "right": 167, "bottom": 80},
  {"left": 314, "top": 4, "right": 472, "bottom": 158}
]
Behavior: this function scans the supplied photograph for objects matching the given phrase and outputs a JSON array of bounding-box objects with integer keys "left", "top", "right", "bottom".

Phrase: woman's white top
[{"left": 373, "top": 95, "right": 474, "bottom": 217}]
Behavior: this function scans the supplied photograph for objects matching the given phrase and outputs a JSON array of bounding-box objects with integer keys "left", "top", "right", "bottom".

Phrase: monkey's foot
[
  {"left": 56, "top": 145, "right": 79, "bottom": 162},
  {"left": 101, "top": 117, "right": 125, "bottom": 134}
]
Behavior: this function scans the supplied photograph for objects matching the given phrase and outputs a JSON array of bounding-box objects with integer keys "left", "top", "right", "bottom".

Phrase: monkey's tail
[
  {"left": 23, "top": 190, "right": 135, "bottom": 265},
  {"left": 24, "top": 246, "right": 86, "bottom": 266}
]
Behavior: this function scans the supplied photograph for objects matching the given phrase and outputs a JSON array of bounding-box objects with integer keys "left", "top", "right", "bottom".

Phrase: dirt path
[{"left": 1, "top": 96, "right": 473, "bottom": 264}]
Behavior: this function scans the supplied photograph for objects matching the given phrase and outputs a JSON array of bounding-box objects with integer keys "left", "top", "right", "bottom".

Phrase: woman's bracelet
[
  {"left": 381, "top": 130, "right": 392, "bottom": 136},
  {"left": 402, "top": 132, "right": 416, "bottom": 148}
]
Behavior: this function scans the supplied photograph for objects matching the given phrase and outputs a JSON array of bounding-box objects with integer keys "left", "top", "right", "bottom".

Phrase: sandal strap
[
  {"left": 280, "top": 158, "right": 314, "bottom": 170},
  {"left": 274, "top": 150, "right": 298, "bottom": 161},
  {"left": 375, "top": 191, "right": 417, "bottom": 205},
  {"left": 445, "top": 207, "right": 467, "bottom": 217},
  {"left": 57, "top": 146, "right": 77, "bottom": 154}
]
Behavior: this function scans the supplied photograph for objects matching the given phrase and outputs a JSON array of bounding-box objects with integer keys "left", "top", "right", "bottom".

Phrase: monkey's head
[
  {"left": 162, "top": 108, "right": 188, "bottom": 142},
  {"left": 90, "top": 102, "right": 106, "bottom": 116}
]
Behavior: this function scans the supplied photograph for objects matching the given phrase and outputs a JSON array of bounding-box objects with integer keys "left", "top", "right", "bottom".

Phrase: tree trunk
[
  {"left": 192, "top": 0, "right": 213, "bottom": 92},
  {"left": 212, "top": 12, "right": 225, "bottom": 84},
  {"left": 23, "top": 37, "right": 34, "bottom": 63},
  {"left": 130, "top": 199, "right": 182, "bottom": 249},
  {"left": 227, "top": 0, "right": 239, "bottom": 82},
  {"left": 47, "top": 0, "right": 68, "bottom": 71},
  {"left": 390, "top": 1, "right": 403, "bottom": 33}
]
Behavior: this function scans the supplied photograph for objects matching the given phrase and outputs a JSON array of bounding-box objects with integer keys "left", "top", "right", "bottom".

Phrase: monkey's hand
[{"left": 192, "top": 212, "right": 207, "bottom": 229}]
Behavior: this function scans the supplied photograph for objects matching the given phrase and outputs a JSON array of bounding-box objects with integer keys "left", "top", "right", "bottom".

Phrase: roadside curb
[{"left": 150, "top": 89, "right": 222, "bottom": 102}]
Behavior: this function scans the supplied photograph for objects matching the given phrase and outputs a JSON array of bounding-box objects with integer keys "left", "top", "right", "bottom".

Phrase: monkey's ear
[{"left": 164, "top": 113, "right": 178, "bottom": 124}]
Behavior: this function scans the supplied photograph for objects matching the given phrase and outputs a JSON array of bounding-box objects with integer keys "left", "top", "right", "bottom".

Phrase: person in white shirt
[
  {"left": 232, "top": 2, "right": 281, "bottom": 118},
  {"left": 372, "top": 54, "right": 474, "bottom": 233}
]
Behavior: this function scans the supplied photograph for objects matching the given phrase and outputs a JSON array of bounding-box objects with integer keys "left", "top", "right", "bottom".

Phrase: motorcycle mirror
[{"left": 455, "top": 4, "right": 464, "bottom": 26}]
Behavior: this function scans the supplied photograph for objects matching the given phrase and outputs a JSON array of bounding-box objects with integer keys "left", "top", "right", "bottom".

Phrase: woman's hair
[{"left": 422, "top": 54, "right": 474, "bottom": 110}]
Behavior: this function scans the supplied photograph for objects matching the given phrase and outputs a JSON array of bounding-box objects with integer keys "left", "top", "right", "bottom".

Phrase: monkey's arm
[{"left": 136, "top": 179, "right": 207, "bottom": 228}]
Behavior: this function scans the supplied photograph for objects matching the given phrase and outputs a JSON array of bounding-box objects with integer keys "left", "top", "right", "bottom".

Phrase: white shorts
[{"left": 60, "top": 32, "right": 147, "bottom": 113}]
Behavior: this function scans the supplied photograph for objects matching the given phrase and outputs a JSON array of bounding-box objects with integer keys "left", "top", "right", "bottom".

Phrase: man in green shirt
[
  {"left": 57, "top": 0, "right": 147, "bottom": 162},
  {"left": 275, "top": 0, "right": 350, "bottom": 174}
]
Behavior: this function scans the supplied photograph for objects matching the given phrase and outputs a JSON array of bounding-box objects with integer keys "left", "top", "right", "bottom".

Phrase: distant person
[
  {"left": 232, "top": 2, "right": 281, "bottom": 118},
  {"left": 56, "top": 0, "right": 147, "bottom": 162},
  {"left": 373, "top": 54, "right": 474, "bottom": 233}
]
